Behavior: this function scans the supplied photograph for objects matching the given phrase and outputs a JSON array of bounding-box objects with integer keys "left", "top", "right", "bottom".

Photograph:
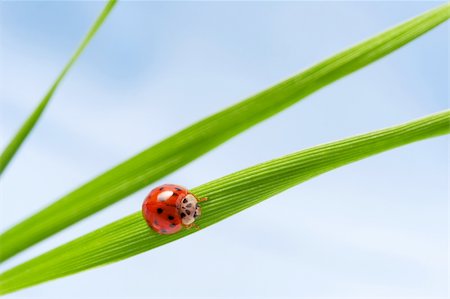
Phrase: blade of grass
[
  {"left": 1, "top": 3, "right": 448, "bottom": 263},
  {"left": 0, "top": 0, "right": 117, "bottom": 175},
  {"left": 1, "top": 110, "right": 448, "bottom": 295}
]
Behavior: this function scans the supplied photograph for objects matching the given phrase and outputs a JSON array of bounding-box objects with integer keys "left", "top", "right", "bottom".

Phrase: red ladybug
[{"left": 142, "top": 184, "right": 206, "bottom": 235}]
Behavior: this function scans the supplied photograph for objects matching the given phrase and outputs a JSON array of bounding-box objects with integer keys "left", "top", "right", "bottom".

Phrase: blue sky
[{"left": 0, "top": 1, "right": 448, "bottom": 298}]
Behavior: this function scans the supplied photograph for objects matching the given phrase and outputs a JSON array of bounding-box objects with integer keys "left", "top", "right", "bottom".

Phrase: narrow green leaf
[
  {"left": 1, "top": 110, "right": 448, "bottom": 295},
  {"left": 1, "top": 3, "right": 448, "bottom": 263},
  {"left": 0, "top": 0, "right": 117, "bottom": 175}
]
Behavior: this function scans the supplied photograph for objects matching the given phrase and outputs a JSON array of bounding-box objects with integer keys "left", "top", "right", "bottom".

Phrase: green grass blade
[
  {"left": 1, "top": 3, "right": 448, "bottom": 263},
  {"left": 0, "top": 0, "right": 117, "bottom": 175},
  {"left": 0, "top": 110, "right": 448, "bottom": 295}
]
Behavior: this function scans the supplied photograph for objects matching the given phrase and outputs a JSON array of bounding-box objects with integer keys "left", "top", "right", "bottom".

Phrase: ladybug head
[{"left": 178, "top": 194, "right": 202, "bottom": 225}]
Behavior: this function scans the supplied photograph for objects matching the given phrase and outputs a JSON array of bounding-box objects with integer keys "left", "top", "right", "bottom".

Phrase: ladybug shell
[{"left": 142, "top": 184, "right": 189, "bottom": 235}]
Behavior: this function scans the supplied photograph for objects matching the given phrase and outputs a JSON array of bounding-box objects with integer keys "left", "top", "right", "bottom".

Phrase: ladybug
[{"left": 142, "top": 184, "right": 206, "bottom": 235}]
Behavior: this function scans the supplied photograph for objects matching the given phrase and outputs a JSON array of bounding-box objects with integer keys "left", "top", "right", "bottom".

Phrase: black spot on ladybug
[
  {"left": 170, "top": 223, "right": 176, "bottom": 228},
  {"left": 186, "top": 210, "right": 191, "bottom": 216},
  {"left": 181, "top": 213, "right": 186, "bottom": 218},
  {"left": 168, "top": 215, "right": 174, "bottom": 220},
  {"left": 186, "top": 203, "right": 192, "bottom": 208},
  {"left": 161, "top": 229, "right": 167, "bottom": 233},
  {"left": 154, "top": 220, "right": 159, "bottom": 225},
  {"left": 182, "top": 198, "right": 188, "bottom": 203},
  {"left": 157, "top": 208, "right": 163, "bottom": 214},
  {"left": 194, "top": 212, "right": 197, "bottom": 218},
  {"left": 175, "top": 188, "right": 182, "bottom": 191},
  {"left": 159, "top": 187, "right": 164, "bottom": 190}
]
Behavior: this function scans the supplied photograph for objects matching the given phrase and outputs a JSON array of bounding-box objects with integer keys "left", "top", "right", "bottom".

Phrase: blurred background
[{"left": 0, "top": 1, "right": 448, "bottom": 298}]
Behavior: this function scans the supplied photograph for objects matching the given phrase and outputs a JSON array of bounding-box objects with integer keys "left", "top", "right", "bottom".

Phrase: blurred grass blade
[
  {"left": 0, "top": 0, "right": 117, "bottom": 175},
  {"left": 1, "top": 3, "right": 448, "bottom": 263},
  {"left": 1, "top": 110, "right": 449, "bottom": 295}
]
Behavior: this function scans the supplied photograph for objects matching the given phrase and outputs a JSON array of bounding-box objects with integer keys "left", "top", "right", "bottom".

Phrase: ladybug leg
[
  {"left": 198, "top": 197, "right": 208, "bottom": 202},
  {"left": 185, "top": 223, "right": 200, "bottom": 230}
]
